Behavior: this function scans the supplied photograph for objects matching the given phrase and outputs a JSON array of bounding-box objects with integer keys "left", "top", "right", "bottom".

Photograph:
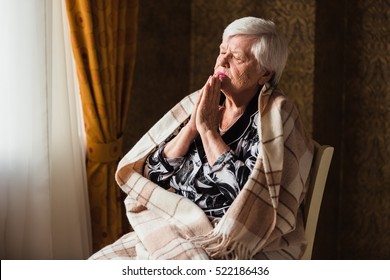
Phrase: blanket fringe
[{"left": 190, "top": 232, "right": 253, "bottom": 260}]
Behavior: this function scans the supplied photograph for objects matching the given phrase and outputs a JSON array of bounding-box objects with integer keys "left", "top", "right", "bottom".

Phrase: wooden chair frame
[{"left": 301, "top": 141, "right": 334, "bottom": 260}]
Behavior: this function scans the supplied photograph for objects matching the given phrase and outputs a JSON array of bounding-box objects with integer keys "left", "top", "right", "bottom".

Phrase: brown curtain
[{"left": 65, "top": 0, "right": 138, "bottom": 251}]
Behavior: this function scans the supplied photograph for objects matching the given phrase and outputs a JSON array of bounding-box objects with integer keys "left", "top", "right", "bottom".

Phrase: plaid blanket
[{"left": 89, "top": 84, "right": 314, "bottom": 260}]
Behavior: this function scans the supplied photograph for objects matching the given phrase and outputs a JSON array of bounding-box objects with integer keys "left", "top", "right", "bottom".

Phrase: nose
[{"left": 219, "top": 53, "right": 230, "bottom": 68}]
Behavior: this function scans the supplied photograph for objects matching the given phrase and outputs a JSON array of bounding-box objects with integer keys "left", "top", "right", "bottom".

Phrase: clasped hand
[
  {"left": 189, "top": 74, "right": 222, "bottom": 136},
  {"left": 163, "top": 74, "right": 228, "bottom": 164}
]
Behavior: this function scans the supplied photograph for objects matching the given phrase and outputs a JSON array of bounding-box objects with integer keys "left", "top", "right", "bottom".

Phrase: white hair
[{"left": 223, "top": 17, "right": 288, "bottom": 86}]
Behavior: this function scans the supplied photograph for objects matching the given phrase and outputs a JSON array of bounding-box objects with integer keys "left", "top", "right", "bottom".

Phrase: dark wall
[
  {"left": 340, "top": 0, "right": 390, "bottom": 259},
  {"left": 312, "top": 0, "right": 345, "bottom": 260},
  {"left": 314, "top": 0, "right": 390, "bottom": 260},
  {"left": 123, "top": 0, "right": 191, "bottom": 151}
]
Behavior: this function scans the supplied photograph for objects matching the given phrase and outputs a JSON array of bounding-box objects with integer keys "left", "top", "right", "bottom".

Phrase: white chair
[{"left": 301, "top": 140, "right": 334, "bottom": 260}]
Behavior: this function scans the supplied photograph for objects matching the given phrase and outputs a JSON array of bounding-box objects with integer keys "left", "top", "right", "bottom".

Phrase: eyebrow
[{"left": 219, "top": 45, "right": 245, "bottom": 55}]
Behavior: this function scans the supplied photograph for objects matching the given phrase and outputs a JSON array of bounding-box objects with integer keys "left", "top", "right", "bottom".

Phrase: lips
[{"left": 217, "top": 72, "right": 227, "bottom": 78}]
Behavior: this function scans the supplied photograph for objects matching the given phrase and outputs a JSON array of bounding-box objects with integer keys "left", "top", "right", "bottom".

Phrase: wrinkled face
[{"left": 214, "top": 35, "right": 264, "bottom": 97}]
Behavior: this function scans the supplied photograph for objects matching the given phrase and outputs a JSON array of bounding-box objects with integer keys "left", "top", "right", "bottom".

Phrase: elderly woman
[
  {"left": 90, "top": 17, "right": 313, "bottom": 260},
  {"left": 144, "top": 17, "right": 287, "bottom": 218}
]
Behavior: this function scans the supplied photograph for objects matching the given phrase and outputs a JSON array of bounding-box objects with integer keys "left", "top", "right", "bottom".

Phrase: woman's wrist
[
  {"left": 163, "top": 123, "right": 198, "bottom": 159},
  {"left": 200, "top": 129, "right": 230, "bottom": 166},
  {"left": 184, "top": 122, "right": 198, "bottom": 139}
]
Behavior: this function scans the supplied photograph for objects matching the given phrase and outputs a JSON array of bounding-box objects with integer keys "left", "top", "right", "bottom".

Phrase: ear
[{"left": 258, "top": 70, "right": 274, "bottom": 85}]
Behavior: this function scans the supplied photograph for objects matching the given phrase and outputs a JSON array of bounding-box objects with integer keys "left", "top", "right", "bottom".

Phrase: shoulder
[
  {"left": 268, "top": 87, "right": 300, "bottom": 117},
  {"left": 269, "top": 88, "right": 293, "bottom": 107}
]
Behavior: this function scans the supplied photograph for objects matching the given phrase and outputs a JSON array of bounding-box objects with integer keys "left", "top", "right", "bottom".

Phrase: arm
[
  {"left": 162, "top": 89, "right": 200, "bottom": 159},
  {"left": 144, "top": 141, "right": 184, "bottom": 189},
  {"left": 163, "top": 122, "right": 198, "bottom": 158}
]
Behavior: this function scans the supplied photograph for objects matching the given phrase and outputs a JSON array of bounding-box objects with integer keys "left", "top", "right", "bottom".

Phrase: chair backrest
[{"left": 301, "top": 140, "right": 334, "bottom": 260}]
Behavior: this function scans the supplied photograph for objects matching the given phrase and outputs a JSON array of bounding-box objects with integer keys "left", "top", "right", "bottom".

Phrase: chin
[{"left": 220, "top": 82, "right": 232, "bottom": 92}]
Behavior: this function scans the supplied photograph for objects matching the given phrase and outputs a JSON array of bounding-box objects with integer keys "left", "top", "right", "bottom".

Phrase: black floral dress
[{"left": 144, "top": 93, "right": 261, "bottom": 218}]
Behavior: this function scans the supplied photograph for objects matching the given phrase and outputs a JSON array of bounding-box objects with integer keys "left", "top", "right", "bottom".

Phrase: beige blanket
[{"left": 90, "top": 84, "right": 314, "bottom": 260}]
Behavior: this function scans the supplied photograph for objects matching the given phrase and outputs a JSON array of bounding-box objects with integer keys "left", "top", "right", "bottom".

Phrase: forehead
[{"left": 220, "top": 35, "right": 256, "bottom": 53}]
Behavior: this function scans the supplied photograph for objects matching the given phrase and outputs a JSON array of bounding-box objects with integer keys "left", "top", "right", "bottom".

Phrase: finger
[
  {"left": 208, "top": 75, "right": 220, "bottom": 105},
  {"left": 194, "top": 88, "right": 204, "bottom": 115},
  {"left": 202, "top": 75, "right": 221, "bottom": 109},
  {"left": 201, "top": 76, "right": 213, "bottom": 103},
  {"left": 197, "top": 88, "right": 204, "bottom": 105}
]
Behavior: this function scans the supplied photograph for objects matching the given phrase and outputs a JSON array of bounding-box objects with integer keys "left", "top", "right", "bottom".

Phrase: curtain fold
[{"left": 65, "top": 0, "right": 139, "bottom": 251}]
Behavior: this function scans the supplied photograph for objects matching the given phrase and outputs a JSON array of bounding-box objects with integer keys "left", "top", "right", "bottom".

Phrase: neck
[
  {"left": 219, "top": 102, "right": 245, "bottom": 134},
  {"left": 219, "top": 87, "right": 260, "bottom": 134},
  {"left": 221, "top": 85, "right": 260, "bottom": 110},
  {"left": 223, "top": 98, "right": 246, "bottom": 116}
]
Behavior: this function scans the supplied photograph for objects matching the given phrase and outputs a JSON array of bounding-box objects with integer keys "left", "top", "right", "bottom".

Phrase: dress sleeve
[{"left": 143, "top": 142, "right": 184, "bottom": 189}]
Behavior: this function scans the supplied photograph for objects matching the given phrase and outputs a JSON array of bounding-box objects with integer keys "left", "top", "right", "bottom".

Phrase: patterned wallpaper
[{"left": 341, "top": 0, "right": 390, "bottom": 259}]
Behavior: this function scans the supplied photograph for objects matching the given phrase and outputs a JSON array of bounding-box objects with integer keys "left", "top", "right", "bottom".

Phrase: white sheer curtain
[{"left": 0, "top": 0, "right": 92, "bottom": 259}]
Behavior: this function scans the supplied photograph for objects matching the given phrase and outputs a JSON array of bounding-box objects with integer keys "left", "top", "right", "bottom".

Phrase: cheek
[
  {"left": 237, "top": 65, "right": 261, "bottom": 83},
  {"left": 235, "top": 69, "right": 254, "bottom": 84}
]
